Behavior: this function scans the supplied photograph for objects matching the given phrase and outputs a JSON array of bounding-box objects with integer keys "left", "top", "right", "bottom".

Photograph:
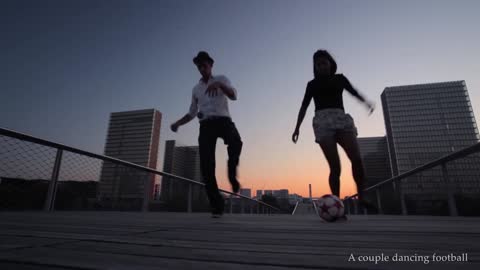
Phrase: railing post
[
  {"left": 376, "top": 189, "right": 383, "bottom": 215},
  {"left": 400, "top": 193, "right": 407, "bottom": 215},
  {"left": 441, "top": 163, "right": 458, "bottom": 216},
  {"left": 168, "top": 177, "right": 173, "bottom": 201},
  {"left": 353, "top": 198, "right": 358, "bottom": 215},
  {"left": 312, "top": 200, "right": 318, "bottom": 215},
  {"left": 398, "top": 181, "right": 408, "bottom": 215},
  {"left": 44, "top": 149, "right": 62, "bottom": 211},
  {"left": 187, "top": 183, "right": 192, "bottom": 213},
  {"left": 257, "top": 203, "right": 260, "bottom": 215},
  {"left": 240, "top": 199, "right": 245, "bottom": 214},
  {"left": 142, "top": 172, "right": 152, "bottom": 212},
  {"left": 229, "top": 195, "right": 233, "bottom": 214}
]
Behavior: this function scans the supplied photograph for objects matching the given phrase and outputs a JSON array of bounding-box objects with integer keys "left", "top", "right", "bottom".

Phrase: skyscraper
[
  {"left": 273, "top": 189, "right": 289, "bottom": 199},
  {"left": 256, "top": 190, "right": 263, "bottom": 199},
  {"left": 161, "top": 140, "right": 208, "bottom": 211},
  {"left": 357, "top": 136, "right": 396, "bottom": 213},
  {"left": 381, "top": 81, "right": 480, "bottom": 214},
  {"left": 98, "top": 109, "right": 162, "bottom": 209},
  {"left": 239, "top": 188, "right": 252, "bottom": 198}
]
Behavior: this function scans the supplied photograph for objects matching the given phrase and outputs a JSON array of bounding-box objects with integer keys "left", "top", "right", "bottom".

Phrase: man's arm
[
  {"left": 171, "top": 114, "right": 195, "bottom": 132},
  {"left": 205, "top": 76, "right": 237, "bottom": 100},
  {"left": 171, "top": 93, "right": 197, "bottom": 132},
  {"left": 219, "top": 83, "right": 236, "bottom": 100}
]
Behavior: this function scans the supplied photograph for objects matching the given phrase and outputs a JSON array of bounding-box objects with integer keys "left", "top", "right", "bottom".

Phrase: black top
[{"left": 301, "top": 74, "right": 361, "bottom": 111}]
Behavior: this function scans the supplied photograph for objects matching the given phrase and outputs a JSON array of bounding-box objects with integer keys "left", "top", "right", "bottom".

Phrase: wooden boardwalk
[{"left": 0, "top": 212, "right": 479, "bottom": 270}]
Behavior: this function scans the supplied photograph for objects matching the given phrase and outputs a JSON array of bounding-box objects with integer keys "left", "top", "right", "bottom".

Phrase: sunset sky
[{"left": 2, "top": 0, "right": 480, "bottom": 198}]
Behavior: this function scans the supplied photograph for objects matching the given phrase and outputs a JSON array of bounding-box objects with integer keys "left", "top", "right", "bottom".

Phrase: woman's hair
[{"left": 313, "top": 50, "right": 337, "bottom": 77}]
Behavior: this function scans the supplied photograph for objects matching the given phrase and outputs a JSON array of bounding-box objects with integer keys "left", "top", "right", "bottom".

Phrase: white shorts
[{"left": 312, "top": 108, "right": 358, "bottom": 143}]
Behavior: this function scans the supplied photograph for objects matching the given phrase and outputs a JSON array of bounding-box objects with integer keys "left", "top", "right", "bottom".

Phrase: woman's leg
[
  {"left": 318, "top": 136, "right": 341, "bottom": 197},
  {"left": 336, "top": 132, "right": 366, "bottom": 201}
]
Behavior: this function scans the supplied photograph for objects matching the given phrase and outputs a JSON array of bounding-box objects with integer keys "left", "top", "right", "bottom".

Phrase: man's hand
[
  {"left": 292, "top": 129, "right": 299, "bottom": 143},
  {"left": 205, "top": 81, "right": 224, "bottom": 97},
  {"left": 170, "top": 123, "right": 179, "bottom": 132}
]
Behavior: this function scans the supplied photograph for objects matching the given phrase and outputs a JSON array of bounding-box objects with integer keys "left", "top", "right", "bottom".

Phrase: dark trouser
[{"left": 198, "top": 117, "right": 243, "bottom": 213}]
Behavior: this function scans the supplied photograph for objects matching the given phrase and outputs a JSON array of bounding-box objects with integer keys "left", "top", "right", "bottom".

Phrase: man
[{"left": 171, "top": 51, "right": 243, "bottom": 218}]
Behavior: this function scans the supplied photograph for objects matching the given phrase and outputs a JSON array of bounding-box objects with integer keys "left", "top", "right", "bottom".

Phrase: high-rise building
[
  {"left": 98, "top": 109, "right": 161, "bottom": 209},
  {"left": 256, "top": 190, "right": 263, "bottom": 199},
  {"left": 273, "top": 189, "right": 289, "bottom": 199},
  {"left": 239, "top": 188, "right": 251, "bottom": 198},
  {"left": 357, "top": 136, "right": 396, "bottom": 213},
  {"left": 381, "top": 81, "right": 480, "bottom": 214},
  {"left": 160, "top": 140, "right": 208, "bottom": 210}
]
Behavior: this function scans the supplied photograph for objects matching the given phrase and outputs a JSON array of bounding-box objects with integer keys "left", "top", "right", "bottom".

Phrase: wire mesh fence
[
  {"left": 54, "top": 151, "right": 101, "bottom": 210},
  {"left": 3, "top": 127, "right": 478, "bottom": 215},
  {"left": 0, "top": 135, "right": 56, "bottom": 210},
  {"left": 0, "top": 130, "right": 280, "bottom": 214},
  {"left": 346, "top": 153, "right": 480, "bottom": 216}
]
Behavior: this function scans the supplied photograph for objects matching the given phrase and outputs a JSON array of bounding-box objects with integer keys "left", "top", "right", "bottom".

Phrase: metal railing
[
  {"left": 291, "top": 201, "right": 299, "bottom": 215},
  {"left": 344, "top": 141, "right": 480, "bottom": 216},
  {"left": 0, "top": 127, "right": 280, "bottom": 214}
]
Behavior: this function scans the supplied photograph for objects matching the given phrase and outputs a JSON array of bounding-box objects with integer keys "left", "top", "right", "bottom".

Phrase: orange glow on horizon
[{"left": 216, "top": 154, "right": 358, "bottom": 199}]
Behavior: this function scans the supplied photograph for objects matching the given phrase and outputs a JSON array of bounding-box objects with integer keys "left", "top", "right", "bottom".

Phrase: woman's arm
[
  {"left": 342, "top": 74, "right": 375, "bottom": 114},
  {"left": 292, "top": 84, "right": 313, "bottom": 143}
]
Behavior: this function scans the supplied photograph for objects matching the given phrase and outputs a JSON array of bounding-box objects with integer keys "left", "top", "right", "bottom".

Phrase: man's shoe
[{"left": 228, "top": 167, "right": 240, "bottom": 194}]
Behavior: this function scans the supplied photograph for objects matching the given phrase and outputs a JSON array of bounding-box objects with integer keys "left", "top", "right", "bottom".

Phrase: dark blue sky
[{"left": 2, "top": 0, "right": 480, "bottom": 195}]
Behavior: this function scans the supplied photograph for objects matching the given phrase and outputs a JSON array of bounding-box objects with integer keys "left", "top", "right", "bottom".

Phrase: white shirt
[{"left": 188, "top": 75, "right": 237, "bottom": 121}]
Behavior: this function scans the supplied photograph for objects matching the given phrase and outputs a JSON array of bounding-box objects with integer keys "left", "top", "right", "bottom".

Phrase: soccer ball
[{"left": 316, "top": 194, "right": 345, "bottom": 222}]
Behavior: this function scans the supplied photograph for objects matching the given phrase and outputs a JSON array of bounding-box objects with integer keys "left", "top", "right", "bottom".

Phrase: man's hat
[{"left": 193, "top": 51, "right": 214, "bottom": 65}]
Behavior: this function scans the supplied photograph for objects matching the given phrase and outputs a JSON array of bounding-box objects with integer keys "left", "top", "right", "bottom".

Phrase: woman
[{"left": 292, "top": 50, "right": 375, "bottom": 214}]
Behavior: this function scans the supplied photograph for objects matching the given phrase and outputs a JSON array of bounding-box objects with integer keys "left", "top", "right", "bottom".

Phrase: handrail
[
  {"left": 291, "top": 201, "right": 299, "bottom": 215},
  {"left": 346, "top": 141, "right": 480, "bottom": 199},
  {"left": 0, "top": 127, "right": 280, "bottom": 212},
  {"left": 311, "top": 199, "right": 319, "bottom": 215}
]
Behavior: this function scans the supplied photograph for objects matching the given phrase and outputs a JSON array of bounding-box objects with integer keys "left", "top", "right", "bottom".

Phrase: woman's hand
[
  {"left": 365, "top": 101, "right": 375, "bottom": 115},
  {"left": 292, "top": 129, "right": 300, "bottom": 143}
]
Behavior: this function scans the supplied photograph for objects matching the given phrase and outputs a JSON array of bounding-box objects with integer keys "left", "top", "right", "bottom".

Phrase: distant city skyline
[{"left": 2, "top": 0, "right": 480, "bottom": 198}]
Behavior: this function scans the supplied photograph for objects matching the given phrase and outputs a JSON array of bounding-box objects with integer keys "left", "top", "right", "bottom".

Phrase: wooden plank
[
  {"left": 0, "top": 262, "right": 80, "bottom": 270},
  {"left": 0, "top": 247, "right": 338, "bottom": 270},
  {"left": 2, "top": 223, "right": 478, "bottom": 250},
  {"left": 2, "top": 213, "right": 479, "bottom": 235},
  {"left": 0, "top": 235, "right": 69, "bottom": 252},
  {"left": 0, "top": 245, "right": 477, "bottom": 270},
  {"left": 0, "top": 212, "right": 479, "bottom": 270}
]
